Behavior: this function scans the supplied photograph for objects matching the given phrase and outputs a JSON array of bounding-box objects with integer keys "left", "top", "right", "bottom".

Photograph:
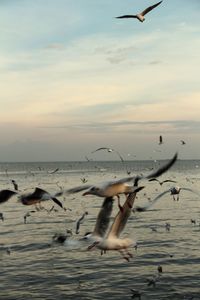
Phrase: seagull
[
  {"left": 18, "top": 187, "right": 65, "bottom": 209},
  {"left": 133, "top": 185, "right": 200, "bottom": 212},
  {"left": 88, "top": 186, "right": 144, "bottom": 261},
  {"left": 148, "top": 178, "right": 177, "bottom": 186},
  {"left": 190, "top": 219, "right": 196, "bottom": 225},
  {"left": 49, "top": 168, "right": 59, "bottom": 174},
  {"left": 52, "top": 230, "right": 73, "bottom": 244},
  {"left": 0, "top": 189, "right": 17, "bottom": 204},
  {"left": 11, "top": 180, "right": 18, "bottom": 191},
  {"left": 157, "top": 265, "right": 163, "bottom": 274},
  {"left": 91, "top": 147, "right": 125, "bottom": 164},
  {"left": 81, "top": 177, "right": 88, "bottom": 184},
  {"left": 91, "top": 147, "right": 134, "bottom": 175},
  {"left": 0, "top": 212, "right": 4, "bottom": 221},
  {"left": 159, "top": 135, "right": 163, "bottom": 145},
  {"left": 143, "top": 186, "right": 200, "bottom": 205},
  {"left": 130, "top": 289, "right": 142, "bottom": 300},
  {"left": 76, "top": 211, "right": 88, "bottom": 234},
  {"left": 180, "top": 140, "right": 186, "bottom": 145},
  {"left": 80, "top": 196, "right": 114, "bottom": 243},
  {"left": 65, "top": 153, "right": 178, "bottom": 207},
  {"left": 116, "top": 1, "right": 162, "bottom": 23},
  {"left": 24, "top": 212, "right": 32, "bottom": 224},
  {"left": 165, "top": 222, "right": 171, "bottom": 231}
]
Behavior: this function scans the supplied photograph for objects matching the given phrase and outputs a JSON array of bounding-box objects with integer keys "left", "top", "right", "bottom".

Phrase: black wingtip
[{"left": 52, "top": 197, "right": 64, "bottom": 210}]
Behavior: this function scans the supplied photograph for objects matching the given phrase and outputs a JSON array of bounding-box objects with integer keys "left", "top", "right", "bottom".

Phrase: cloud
[{"left": 40, "top": 119, "right": 200, "bottom": 135}]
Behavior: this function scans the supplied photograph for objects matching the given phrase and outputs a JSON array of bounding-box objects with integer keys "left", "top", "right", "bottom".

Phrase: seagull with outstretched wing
[{"left": 116, "top": 1, "right": 162, "bottom": 23}]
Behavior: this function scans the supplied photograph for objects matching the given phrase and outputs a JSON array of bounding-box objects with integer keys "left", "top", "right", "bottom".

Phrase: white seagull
[
  {"left": 116, "top": 1, "right": 162, "bottom": 23},
  {"left": 64, "top": 153, "right": 177, "bottom": 206},
  {"left": 80, "top": 196, "right": 114, "bottom": 243},
  {"left": 91, "top": 147, "right": 125, "bottom": 163},
  {"left": 88, "top": 186, "right": 144, "bottom": 261},
  {"left": 134, "top": 186, "right": 200, "bottom": 208}
]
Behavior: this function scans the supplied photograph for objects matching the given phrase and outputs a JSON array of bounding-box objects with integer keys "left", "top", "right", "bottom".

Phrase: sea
[{"left": 0, "top": 159, "right": 200, "bottom": 300}]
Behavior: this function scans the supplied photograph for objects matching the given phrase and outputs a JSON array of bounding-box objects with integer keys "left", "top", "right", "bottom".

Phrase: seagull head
[{"left": 82, "top": 186, "right": 101, "bottom": 196}]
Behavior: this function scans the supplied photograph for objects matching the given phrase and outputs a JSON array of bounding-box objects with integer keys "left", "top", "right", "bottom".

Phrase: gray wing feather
[
  {"left": 93, "top": 197, "right": 114, "bottom": 237},
  {"left": 133, "top": 190, "right": 170, "bottom": 212},
  {"left": 64, "top": 185, "right": 92, "bottom": 194},
  {"left": 141, "top": 1, "right": 162, "bottom": 16}
]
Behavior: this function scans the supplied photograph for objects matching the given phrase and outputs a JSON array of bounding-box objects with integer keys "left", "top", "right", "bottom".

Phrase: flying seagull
[
  {"left": 11, "top": 180, "right": 18, "bottom": 191},
  {"left": 18, "top": 187, "right": 65, "bottom": 210},
  {"left": 159, "top": 135, "right": 163, "bottom": 145},
  {"left": 116, "top": 1, "right": 162, "bottom": 23},
  {"left": 80, "top": 196, "right": 114, "bottom": 243},
  {"left": 76, "top": 211, "right": 88, "bottom": 234},
  {"left": 91, "top": 147, "right": 134, "bottom": 175},
  {"left": 134, "top": 186, "right": 200, "bottom": 211},
  {"left": 148, "top": 178, "right": 177, "bottom": 186},
  {"left": 88, "top": 186, "right": 144, "bottom": 261},
  {"left": 91, "top": 147, "right": 125, "bottom": 163},
  {"left": 65, "top": 152, "right": 178, "bottom": 199}
]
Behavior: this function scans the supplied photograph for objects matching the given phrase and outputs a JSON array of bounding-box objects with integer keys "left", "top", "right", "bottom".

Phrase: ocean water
[{"left": 0, "top": 159, "right": 200, "bottom": 300}]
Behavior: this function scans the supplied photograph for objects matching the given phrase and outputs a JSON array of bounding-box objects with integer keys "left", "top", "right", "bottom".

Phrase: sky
[{"left": 0, "top": 0, "right": 200, "bottom": 161}]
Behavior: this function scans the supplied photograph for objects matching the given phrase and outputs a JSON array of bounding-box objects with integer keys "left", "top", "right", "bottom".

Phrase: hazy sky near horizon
[{"left": 0, "top": 0, "right": 200, "bottom": 161}]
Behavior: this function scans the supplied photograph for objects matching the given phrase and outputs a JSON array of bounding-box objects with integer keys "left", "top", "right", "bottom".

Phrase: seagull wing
[
  {"left": 141, "top": 1, "right": 162, "bottom": 16},
  {"left": 133, "top": 190, "right": 170, "bottom": 212},
  {"left": 116, "top": 15, "right": 137, "bottom": 19},
  {"left": 110, "top": 176, "right": 135, "bottom": 185},
  {"left": 0, "top": 190, "right": 17, "bottom": 204},
  {"left": 93, "top": 197, "right": 114, "bottom": 237},
  {"left": 64, "top": 185, "right": 92, "bottom": 194},
  {"left": 162, "top": 179, "right": 177, "bottom": 184},
  {"left": 115, "top": 151, "right": 125, "bottom": 163},
  {"left": 181, "top": 188, "right": 200, "bottom": 197},
  {"left": 51, "top": 197, "right": 64, "bottom": 209},
  {"left": 148, "top": 178, "right": 160, "bottom": 183},
  {"left": 91, "top": 147, "right": 112, "bottom": 153},
  {"left": 76, "top": 212, "right": 87, "bottom": 234},
  {"left": 32, "top": 187, "right": 48, "bottom": 198},
  {"left": 107, "top": 187, "right": 144, "bottom": 238},
  {"left": 49, "top": 168, "right": 59, "bottom": 174},
  {"left": 146, "top": 152, "right": 178, "bottom": 180}
]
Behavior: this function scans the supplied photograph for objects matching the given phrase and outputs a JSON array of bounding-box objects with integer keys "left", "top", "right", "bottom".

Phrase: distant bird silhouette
[
  {"left": 159, "top": 135, "right": 163, "bottom": 145},
  {"left": 158, "top": 265, "right": 163, "bottom": 274},
  {"left": 49, "top": 168, "right": 59, "bottom": 174},
  {"left": 116, "top": 1, "right": 162, "bottom": 23},
  {"left": 165, "top": 222, "right": 171, "bottom": 231},
  {"left": 52, "top": 230, "right": 73, "bottom": 244},
  {"left": 11, "top": 180, "right": 18, "bottom": 191},
  {"left": 130, "top": 289, "right": 142, "bottom": 299},
  {"left": 81, "top": 177, "right": 88, "bottom": 184},
  {"left": 180, "top": 140, "right": 186, "bottom": 145},
  {"left": 190, "top": 219, "right": 196, "bottom": 225},
  {"left": 0, "top": 212, "right": 4, "bottom": 221},
  {"left": 91, "top": 147, "right": 125, "bottom": 163},
  {"left": 76, "top": 211, "right": 88, "bottom": 234},
  {"left": 148, "top": 178, "right": 177, "bottom": 186}
]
